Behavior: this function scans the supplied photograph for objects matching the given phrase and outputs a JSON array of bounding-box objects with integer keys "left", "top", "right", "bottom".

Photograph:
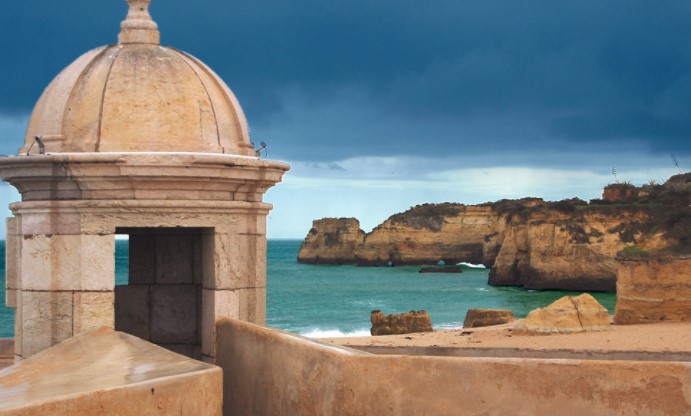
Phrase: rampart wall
[{"left": 216, "top": 319, "right": 691, "bottom": 416}]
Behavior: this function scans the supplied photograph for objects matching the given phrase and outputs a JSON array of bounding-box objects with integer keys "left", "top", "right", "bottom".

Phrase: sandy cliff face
[
  {"left": 614, "top": 254, "right": 691, "bottom": 324},
  {"left": 354, "top": 204, "right": 508, "bottom": 266},
  {"left": 299, "top": 203, "right": 514, "bottom": 267},
  {"left": 488, "top": 208, "right": 656, "bottom": 291}
]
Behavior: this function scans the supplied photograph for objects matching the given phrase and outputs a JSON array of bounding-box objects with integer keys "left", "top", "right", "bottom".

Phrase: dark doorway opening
[{"left": 114, "top": 227, "right": 213, "bottom": 359}]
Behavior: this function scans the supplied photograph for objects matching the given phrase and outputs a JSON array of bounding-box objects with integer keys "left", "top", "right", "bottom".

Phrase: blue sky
[{"left": 1, "top": 1, "right": 690, "bottom": 238}]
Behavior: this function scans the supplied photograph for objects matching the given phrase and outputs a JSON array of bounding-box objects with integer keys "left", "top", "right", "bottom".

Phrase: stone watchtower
[{"left": 0, "top": 0, "right": 288, "bottom": 362}]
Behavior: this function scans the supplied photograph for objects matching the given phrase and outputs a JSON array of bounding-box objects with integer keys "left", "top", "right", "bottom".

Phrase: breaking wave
[
  {"left": 300, "top": 328, "right": 372, "bottom": 338},
  {"left": 457, "top": 262, "right": 487, "bottom": 269}
]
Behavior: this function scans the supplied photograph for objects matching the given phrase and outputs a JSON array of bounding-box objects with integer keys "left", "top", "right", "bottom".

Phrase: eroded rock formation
[
  {"left": 463, "top": 309, "right": 514, "bottom": 328},
  {"left": 514, "top": 294, "right": 610, "bottom": 335},
  {"left": 298, "top": 174, "right": 690, "bottom": 292},
  {"left": 614, "top": 254, "right": 691, "bottom": 324},
  {"left": 299, "top": 200, "right": 539, "bottom": 267},
  {"left": 370, "top": 310, "right": 433, "bottom": 336},
  {"left": 487, "top": 207, "right": 655, "bottom": 291},
  {"left": 297, "top": 218, "right": 366, "bottom": 264}
]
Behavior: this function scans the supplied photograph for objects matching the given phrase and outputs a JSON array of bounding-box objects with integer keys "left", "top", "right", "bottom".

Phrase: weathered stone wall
[
  {"left": 216, "top": 318, "right": 691, "bottom": 416},
  {"left": 614, "top": 255, "right": 691, "bottom": 324}
]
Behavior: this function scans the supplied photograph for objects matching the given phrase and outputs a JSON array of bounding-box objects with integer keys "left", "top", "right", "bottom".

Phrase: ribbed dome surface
[{"left": 21, "top": 1, "right": 254, "bottom": 156}]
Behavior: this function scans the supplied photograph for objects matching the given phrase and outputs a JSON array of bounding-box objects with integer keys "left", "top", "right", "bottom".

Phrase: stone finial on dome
[{"left": 119, "top": 0, "right": 160, "bottom": 45}]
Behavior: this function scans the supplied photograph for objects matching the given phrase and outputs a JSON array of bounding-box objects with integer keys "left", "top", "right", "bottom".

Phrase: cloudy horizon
[{"left": 2, "top": 0, "right": 689, "bottom": 238}]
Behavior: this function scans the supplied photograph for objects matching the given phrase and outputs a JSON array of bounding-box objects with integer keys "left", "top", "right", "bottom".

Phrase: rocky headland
[{"left": 298, "top": 173, "right": 691, "bottom": 292}]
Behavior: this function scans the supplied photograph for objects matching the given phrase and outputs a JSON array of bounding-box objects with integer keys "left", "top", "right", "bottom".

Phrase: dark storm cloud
[{"left": 2, "top": 0, "right": 690, "bottom": 160}]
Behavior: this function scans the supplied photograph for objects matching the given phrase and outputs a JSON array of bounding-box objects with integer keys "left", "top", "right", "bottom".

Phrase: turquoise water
[
  {"left": 266, "top": 240, "right": 616, "bottom": 336},
  {"left": 0, "top": 239, "right": 616, "bottom": 338},
  {"left": 0, "top": 241, "right": 9, "bottom": 338}
]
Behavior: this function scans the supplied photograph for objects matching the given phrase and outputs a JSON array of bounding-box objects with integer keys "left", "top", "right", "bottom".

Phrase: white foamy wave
[
  {"left": 434, "top": 323, "right": 463, "bottom": 330},
  {"left": 301, "top": 328, "right": 372, "bottom": 338},
  {"left": 456, "top": 262, "right": 487, "bottom": 269}
]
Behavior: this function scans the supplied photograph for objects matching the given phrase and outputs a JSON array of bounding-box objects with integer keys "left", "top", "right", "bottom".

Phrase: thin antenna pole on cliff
[{"left": 671, "top": 153, "right": 683, "bottom": 174}]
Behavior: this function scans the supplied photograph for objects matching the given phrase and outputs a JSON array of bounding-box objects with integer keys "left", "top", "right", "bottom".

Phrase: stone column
[
  {"left": 5, "top": 217, "right": 19, "bottom": 309},
  {"left": 200, "top": 211, "right": 269, "bottom": 362},
  {"left": 12, "top": 206, "right": 115, "bottom": 359}
]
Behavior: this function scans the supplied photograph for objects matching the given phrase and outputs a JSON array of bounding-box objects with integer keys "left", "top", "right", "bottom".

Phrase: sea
[{"left": 0, "top": 239, "right": 616, "bottom": 339}]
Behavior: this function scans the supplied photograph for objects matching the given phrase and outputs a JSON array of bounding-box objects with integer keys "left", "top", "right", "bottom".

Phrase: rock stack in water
[
  {"left": 370, "top": 310, "right": 433, "bottom": 336},
  {"left": 514, "top": 294, "right": 610, "bottom": 335}
]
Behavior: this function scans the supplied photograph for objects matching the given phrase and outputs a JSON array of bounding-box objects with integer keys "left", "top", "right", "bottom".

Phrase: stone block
[
  {"left": 134, "top": 188, "right": 202, "bottom": 200},
  {"left": 214, "top": 212, "right": 267, "bottom": 235},
  {"left": 207, "top": 233, "right": 264, "bottom": 290},
  {"left": 21, "top": 235, "right": 52, "bottom": 290},
  {"left": 19, "top": 235, "right": 51, "bottom": 291},
  {"left": 201, "top": 289, "right": 239, "bottom": 357},
  {"left": 20, "top": 234, "right": 114, "bottom": 291},
  {"left": 128, "top": 234, "right": 156, "bottom": 284},
  {"left": 251, "top": 235, "right": 268, "bottom": 288},
  {"left": 66, "top": 235, "right": 115, "bottom": 291},
  {"left": 115, "top": 285, "right": 151, "bottom": 340},
  {"left": 151, "top": 285, "right": 199, "bottom": 344},
  {"left": 79, "top": 204, "right": 268, "bottom": 235},
  {"left": 156, "top": 234, "right": 195, "bottom": 284},
  {"left": 18, "top": 211, "right": 81, "bottom": 235},
  {"left": 20, "top": 291, "right": 73, "bottom": 358},
  {"left": 73, "top": 291, "right": 114, "bottom": 335},
  {"left": 239, "top": 287, "right": 266, "bottom": 325},
  {"left": 76, "top": 212, "right": 120, "bottom": 235},
  {"left": 44, "top": 235, "right": 82, "bottom": 290},
  {"left": 210, "top": 214, "right": 240, "bottom": 234}
]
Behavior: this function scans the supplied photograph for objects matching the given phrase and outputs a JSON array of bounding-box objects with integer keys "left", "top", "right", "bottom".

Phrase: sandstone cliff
[
  {"left": 299, "top": 200, "right": 539, "bottom": 267},
  {"left": 353, "top": 203, "right": 510, "bottom": 266},
  {"left": 614, "top": 253, "right": 691, "bottom": 324},
  {"left": 487, "top": 205, "right": 657, "bottom": 291},
  {"left": 298, "top": 174, "right": 690, "bottom": 292}
]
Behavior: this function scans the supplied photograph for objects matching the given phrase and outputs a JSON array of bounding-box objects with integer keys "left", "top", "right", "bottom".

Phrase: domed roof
[{"left": 21, "top": 0, "right": 254, "bottom": 156}]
